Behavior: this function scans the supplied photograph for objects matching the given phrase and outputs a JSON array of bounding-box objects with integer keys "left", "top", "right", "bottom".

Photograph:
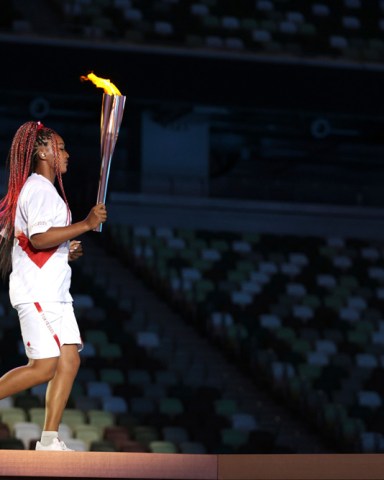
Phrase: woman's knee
[
  {"left": 59, "top": 345, "right": 81, "bottom": 375},
  {"left": 28, "top": 358, "right": 58, "bottom": 383}
]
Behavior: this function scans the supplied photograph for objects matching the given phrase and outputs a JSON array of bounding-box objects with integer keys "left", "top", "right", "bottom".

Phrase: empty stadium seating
[
  {"left": 2, "top": 0, "right": 384, "bottom": 64},
  {"left": 102, "top": 222, "right": 384, "bottom": 453}
]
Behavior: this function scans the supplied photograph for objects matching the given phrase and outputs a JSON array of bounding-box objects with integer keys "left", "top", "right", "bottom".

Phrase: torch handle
[
  {"left": 94, "top": 149, "right": 111, "bottom": 232},
  {"left": 94, "top": 93, "right": 126, "bottom": 233}
]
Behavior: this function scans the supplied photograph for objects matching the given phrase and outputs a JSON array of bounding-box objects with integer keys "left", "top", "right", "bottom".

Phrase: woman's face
[{"left": 39, "top": 133, "right": 69, "bottom": 175}]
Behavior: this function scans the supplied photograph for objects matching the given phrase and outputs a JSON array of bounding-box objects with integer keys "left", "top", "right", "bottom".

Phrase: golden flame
[{"left": 80, "top": 72, "right": 122, "bottom": 96}]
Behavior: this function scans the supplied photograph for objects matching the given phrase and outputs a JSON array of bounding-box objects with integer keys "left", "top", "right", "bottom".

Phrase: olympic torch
[{"left": 80, "top": 72, "right": 126, "bottom": 232}]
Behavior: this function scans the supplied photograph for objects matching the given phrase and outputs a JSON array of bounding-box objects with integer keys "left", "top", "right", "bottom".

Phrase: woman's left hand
[{"left": 68, "top": 240, "right": 83, "bottom": 261}]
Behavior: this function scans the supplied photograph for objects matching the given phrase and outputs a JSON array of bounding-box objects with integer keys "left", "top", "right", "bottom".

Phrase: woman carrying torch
[{"left": 0, "top": 120, "right": 107, "bottom": 451}]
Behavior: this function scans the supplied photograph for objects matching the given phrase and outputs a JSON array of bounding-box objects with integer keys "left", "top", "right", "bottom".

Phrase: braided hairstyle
[{"left": 0, "top": 121, "right": 69, "bottom": 279}]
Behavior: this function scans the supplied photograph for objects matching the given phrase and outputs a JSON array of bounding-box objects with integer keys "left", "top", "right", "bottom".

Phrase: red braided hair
[{"left": 0, "top": 121, "right": 70, "bottom": 278}]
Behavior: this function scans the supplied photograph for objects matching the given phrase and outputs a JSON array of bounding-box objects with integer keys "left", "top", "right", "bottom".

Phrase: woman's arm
[{"left": 30, "top": 203, "right": 107, "bottom": 250}]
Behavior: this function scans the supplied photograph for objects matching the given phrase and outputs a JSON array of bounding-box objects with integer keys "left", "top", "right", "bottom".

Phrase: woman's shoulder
[
  {"left": 25, "top": 173, "right": 54, "bottom": 190},
  {"left": 20, "top": 174, "right": 56, "bottom": 200}
]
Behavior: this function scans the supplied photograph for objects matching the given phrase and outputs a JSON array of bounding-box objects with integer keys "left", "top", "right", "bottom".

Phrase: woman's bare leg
[
  {"left": 0, "top": 358, "right": 58, "bottom": 399},
  {"left": 43, "top": 344, "right": 80, "bottom": 431}
]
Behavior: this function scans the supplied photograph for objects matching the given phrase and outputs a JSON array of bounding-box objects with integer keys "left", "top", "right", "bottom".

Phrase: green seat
[
  {"left": 322, "top": 402, "right": 348, "bottom": 429},
  {"left": 220, "top": 428, "right": 249, "bottom": 449},
  {"left": 340, "top": 417, "right": 365, "bottom": 446},
  {"left": 260, "top": 20, "right": 278, "bottom": 33},
  {"left": 154, "top": 371, "right": 178, "bottom": 387},
  {"left": 275, "top": 327, "right": 296, "bottom": 343},
  {"left": 236, "top": 260, "right": 254, "bottom": 273},
  {"left": 210, "top": 239, "right": 229, "bottom": 252},
  {"left": 180, "top": 249, "right": 198, "bottom": 261},
  {"left": 88, "top": 410, "right": 115, "bottom": 430},
  {"left": 214, "top": 399, "right": 238, "bottom": 417},
  {"left": 180, "top": 441, "right": 207, "bottom": 454},
  {"left": 100, "top": 368, "right": 125, "bottom": 386},
  {"left": 70, "top": 381, "right": 85, "bottom": 397},
  {"left": 195, "top": 279, "right": 215, "bottom": 292},
  {"left": 194, "top": 280, "right": 215, "bottom": 303},
  {"left": 149, "top": 440, "right": 177, "bottom": 453},
  {"left": 227, "top": 270, "right": 248, "bottom": 283},
  {"left": 340, "top": 275, "right": 359, "bottom": 289},
  {"left": 176, "top": 229, "right": 195, "bottom": 241},
  {"left": 162, "top": 426, "right": 189, "bottom": 444},
  {"left": 347, "top": 330, "right": 369, "bottom": 347},
  {"left": 356, "top": 321, "right": 374, "bottom": 336},
  {"left": 29, "top": 407, "right": 46, "bottom": 429},
  {"left": 242, "top": 232, "right": 260, "bottom": 243},
  {"left": 302, "top": 294, "right": 322, "bottom": 309},
  {"left": 194, "top": 259, "right": 213, "bottom": 271},
  {"left": 74, "top": 424, "right": 101, "bottom": 448},
  {"left": 299, "top": 23, "right": 317, "bottom": 36},
  {"left": 0, "top": 408, "right": 27, "bottom": 431},
  {"left": 127, "top": 369, "right": 152, "bottom": 387},
  {"left": 202, "top": 15, "right": 220, "bottom": 29},
  {"left": 241, "top": 18, "right": 258, "bottom": 30},
  {"left": 61, "top": 409, "right": 86, "bottom": 430},
  {"left": 324, "top": 295, "right": 344, "bottom": 310},
  {"left": 298, "top": 363, "right": 322, "bottom": 381},
  {"left": 159, "top": 398, "right": 184, "bottom": 417},
  {"left": 319, "top": 246, "right": 336, "bottom": 258},
  {"left": 85, "top": 329, "right": 109, "bottom": 346},
  {"left": 286, "top": 376, "right": 304, "bottom": 405},
  {"left": 98, "top": 343, "right": 123, "bottom": 359},
  {"left": 134, "top": 426, "right": 159, "bottom": 447},
  {"left": 333, "top": 286, "right": 350, "bottom": 298},
  {"left": 292, "top": 338, "right": 311, "bottom": 355}
]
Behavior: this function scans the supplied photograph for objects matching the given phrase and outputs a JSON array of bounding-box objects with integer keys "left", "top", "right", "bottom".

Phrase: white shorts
[{"left": 16, "top": 302, "right": 83, "bottom": 360}]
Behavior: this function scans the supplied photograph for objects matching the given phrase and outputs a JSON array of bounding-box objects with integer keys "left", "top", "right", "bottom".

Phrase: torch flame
[{"left": 80, "top": 72, "right": 122, "bottom": 96}]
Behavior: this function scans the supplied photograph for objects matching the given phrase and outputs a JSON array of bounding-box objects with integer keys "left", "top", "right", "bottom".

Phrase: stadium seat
[
  {"left": 133, "top": 425, "right": 160, "bottom": 447},
  {"left": 13, "top": 422, "right": 41, "bottom": 449},
  {"left": 0, "top": 408, "right": 27, "bottom": 431},
  {"left": 180, "top": 441, "right": 207, "bottom": 453},
  {"left": 61, "top": 409, "right": 86, "bottom": 430},
  {"left": 64, "top": 438, "right": 87, "bottom": 451},
  {"left": 149, "top": 440, "right": 178, "bottom": 453},
  {"left": 86, "top": 381, "right": 113, "bottom": 398},
  {"left": 220, "top": 427, "right": 249, "bottom": 450},
  {"left": 102, "top": 396, "right": 128, "bottom": 414},
  {"left": 162, "top": 426, "right": 189, "bottom": 445},
  {"left": 88, "top": 410, "right": 115, "bottom": 430},
  {"left": 74, "top": 424, "right": 102, "bottom": 448}
]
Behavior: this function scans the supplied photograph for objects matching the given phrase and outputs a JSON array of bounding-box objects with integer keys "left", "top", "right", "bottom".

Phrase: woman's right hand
[{"left": 85, "top": 203, "right": 107, "bottom": 230}]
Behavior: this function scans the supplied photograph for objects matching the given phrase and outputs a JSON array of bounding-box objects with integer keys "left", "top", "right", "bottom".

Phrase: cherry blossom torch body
[{"left": 81, "top": 73, "right": 126, "bottom": 232}]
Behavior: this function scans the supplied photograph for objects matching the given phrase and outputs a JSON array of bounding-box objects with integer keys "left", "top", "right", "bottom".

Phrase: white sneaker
[{"left": 36, "top": 438, "right": 74, "bottom": 451}]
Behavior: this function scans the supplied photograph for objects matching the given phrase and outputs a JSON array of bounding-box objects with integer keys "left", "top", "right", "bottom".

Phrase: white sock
[{"left": 40, "top": 431, "right": 58, "bottom": 447}]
